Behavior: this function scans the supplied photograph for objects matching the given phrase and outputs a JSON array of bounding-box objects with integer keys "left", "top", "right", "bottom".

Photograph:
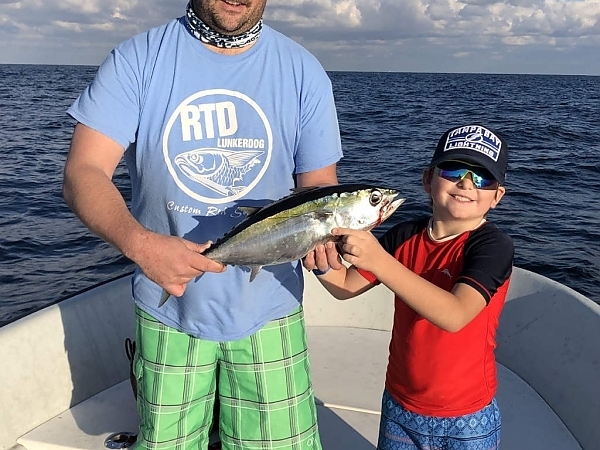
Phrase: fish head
[{"left": 336, "top": 186, "right": 405, "bottom": 231}]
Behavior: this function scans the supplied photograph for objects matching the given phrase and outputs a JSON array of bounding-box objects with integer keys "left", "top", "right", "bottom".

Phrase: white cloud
[
  {"left": 267, "top": 0, "right": 366, "bottom": 27},
  {"left": 0, "top": 0, "right": 598, "bottom": 74}
]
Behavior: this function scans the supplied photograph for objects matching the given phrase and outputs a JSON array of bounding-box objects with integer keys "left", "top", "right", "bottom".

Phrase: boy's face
[{"left": 422, "top": 162, "right": 505, "bottom": 222}]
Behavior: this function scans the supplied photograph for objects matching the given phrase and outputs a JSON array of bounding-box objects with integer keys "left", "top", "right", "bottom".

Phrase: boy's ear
[
  {"left": 422, "top": 168, "right": 434, "bottom": 193},
  {"left": 490, "top": 185, "right": 506, "bottom": 209}
]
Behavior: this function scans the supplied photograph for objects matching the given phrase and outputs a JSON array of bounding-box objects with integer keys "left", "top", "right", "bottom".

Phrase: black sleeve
[{"left": 459, "top": 223, "right": 514, "bottom": 303}]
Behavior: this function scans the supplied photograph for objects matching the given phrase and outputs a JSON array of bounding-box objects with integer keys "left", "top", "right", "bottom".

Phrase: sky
[{"left": 0, "top": 0, "right": 598, "bottom": 75}]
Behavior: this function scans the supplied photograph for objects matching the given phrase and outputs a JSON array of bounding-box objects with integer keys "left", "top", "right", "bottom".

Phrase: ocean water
[{"left": 0, "top": 65, "right": 598, "bottom": 327}]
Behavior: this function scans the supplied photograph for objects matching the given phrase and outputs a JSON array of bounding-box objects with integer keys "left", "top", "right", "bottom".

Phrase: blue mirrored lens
[{"left": 437, "top": 166, "right": 497, "bottom": 189}]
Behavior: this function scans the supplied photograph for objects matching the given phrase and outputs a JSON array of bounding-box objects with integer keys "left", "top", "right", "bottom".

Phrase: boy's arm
[
  {"left": 375, "top": 260, "right": 486, "bottom": 332},
  {"left": 332, "top": 228, "right": 486, "bottom": 332},
  {"left": 312, "top": 263, "right": 375, "bottom": 300}
]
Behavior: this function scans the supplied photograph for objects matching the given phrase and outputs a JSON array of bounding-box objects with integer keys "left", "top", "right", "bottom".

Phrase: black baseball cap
[{"left": 429, "top": 125, "right": 508, "bottom": 184}]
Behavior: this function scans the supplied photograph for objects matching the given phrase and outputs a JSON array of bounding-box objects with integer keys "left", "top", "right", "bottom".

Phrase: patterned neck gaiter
[{"left": 185, "top": 1, "right": 263, "bottom": 49}]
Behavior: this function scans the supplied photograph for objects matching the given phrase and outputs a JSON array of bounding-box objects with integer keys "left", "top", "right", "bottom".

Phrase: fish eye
[{"left": 369, "top": 190, "right": 383, "bottom": 206}]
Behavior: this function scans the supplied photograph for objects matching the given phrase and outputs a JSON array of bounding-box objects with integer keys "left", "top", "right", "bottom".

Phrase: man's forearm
[{"left": 63, "top": 165, "right": 145, "bottom": 261}]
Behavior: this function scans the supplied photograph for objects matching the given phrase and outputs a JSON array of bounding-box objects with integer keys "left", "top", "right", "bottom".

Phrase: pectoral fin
[
  {"left": 276, "top": 209, "right": 334, "bottom": 222},
  {"left": 309, "top": 210, "right": 334, "bottom": 221}
]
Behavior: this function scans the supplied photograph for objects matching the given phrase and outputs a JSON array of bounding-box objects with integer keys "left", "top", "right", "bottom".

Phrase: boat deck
[{"left": 16, "top": 326, "right": 581, "bottom": 450}]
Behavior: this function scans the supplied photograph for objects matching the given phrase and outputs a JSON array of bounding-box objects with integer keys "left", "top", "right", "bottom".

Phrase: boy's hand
[
  {"left": 331, "top": 228, "right": 387, "bottom": 274},
  {"left": 303, "top": 241, "right": 343, "bottom": 272}
]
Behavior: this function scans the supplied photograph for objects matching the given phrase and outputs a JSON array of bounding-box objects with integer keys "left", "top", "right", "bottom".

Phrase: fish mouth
[{"left": 381, "top": 195, "right": 406, "bottom": 221}]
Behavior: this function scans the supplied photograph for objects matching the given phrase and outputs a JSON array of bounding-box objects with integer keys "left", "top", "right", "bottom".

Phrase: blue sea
[{"left": 0, "top": 65, "right": 598, "bottom": 327}]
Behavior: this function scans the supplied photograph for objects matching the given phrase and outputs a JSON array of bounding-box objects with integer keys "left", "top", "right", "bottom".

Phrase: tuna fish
[{"left": 159, "top": 183, "right": 405, "bottom": 306}]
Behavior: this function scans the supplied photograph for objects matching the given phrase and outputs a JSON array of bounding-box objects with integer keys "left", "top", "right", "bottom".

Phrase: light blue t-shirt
[{"left": 68, "top": 18, "right": 343, "bottom": 340}]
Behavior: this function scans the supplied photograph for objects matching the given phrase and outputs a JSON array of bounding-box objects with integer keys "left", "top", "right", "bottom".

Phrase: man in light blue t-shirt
[{"left": 63, "top": 1, "right": 343, "bottom": 449}]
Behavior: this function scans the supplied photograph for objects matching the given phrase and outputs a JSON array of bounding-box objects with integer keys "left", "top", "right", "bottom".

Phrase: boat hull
[{"left": 0, "top": 268, "right": 598, "bottom": 450}]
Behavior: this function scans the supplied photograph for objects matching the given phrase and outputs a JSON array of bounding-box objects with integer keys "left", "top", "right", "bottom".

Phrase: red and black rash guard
[{"left": 358, "top": 217, "right": 514, "bottom": 417}]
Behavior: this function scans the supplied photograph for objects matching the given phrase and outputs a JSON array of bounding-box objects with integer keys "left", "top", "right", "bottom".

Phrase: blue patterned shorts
[{"left": 378, "top": 390, "right": 501, "bottom": 450}]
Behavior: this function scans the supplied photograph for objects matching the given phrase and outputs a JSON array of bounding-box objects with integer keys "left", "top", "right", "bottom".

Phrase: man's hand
[{"left": 131, "top": 231, "right": 226, "bottom": 297}]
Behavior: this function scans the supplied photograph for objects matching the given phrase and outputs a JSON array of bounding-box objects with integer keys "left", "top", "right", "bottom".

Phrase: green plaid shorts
[{"left": 132, "top": 306, "right": 321, "bottom": 450}]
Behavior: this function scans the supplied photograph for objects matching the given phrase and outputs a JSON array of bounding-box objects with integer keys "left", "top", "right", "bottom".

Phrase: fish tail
[
  {"left": 158, "top": 272, "right": 209, "bottom": 307},
  {"left": 158, "top": 289, "right": 170, "bottom": 308}
]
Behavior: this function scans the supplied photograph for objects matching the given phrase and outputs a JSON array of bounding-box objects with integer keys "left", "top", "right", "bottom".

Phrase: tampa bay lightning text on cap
[{"left": 444, "top": 125, "right": 502, "bottom": 162}]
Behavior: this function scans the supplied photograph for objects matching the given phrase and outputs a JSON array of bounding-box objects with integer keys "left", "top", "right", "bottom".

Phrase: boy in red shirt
[{"left": 307, "top": 124, "right": 513, "bottom": 449}]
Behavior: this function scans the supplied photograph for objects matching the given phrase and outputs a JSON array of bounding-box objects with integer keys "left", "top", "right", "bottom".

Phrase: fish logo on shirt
[
  {"left": 175, "top": 148, "right": 264, "bottom": 196},
  {"left": 163, "top": 88, "right": 273, "bottom": 204}
]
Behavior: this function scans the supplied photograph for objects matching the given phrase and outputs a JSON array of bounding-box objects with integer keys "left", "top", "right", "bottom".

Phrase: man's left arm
[{"left": 295, "top": 164, "right": 338, "bottom": 188}]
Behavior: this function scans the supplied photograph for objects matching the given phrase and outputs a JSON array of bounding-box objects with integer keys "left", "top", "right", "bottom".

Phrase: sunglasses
[{"left": 435, "top": 162, "right": 499, "bottom": 190}]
